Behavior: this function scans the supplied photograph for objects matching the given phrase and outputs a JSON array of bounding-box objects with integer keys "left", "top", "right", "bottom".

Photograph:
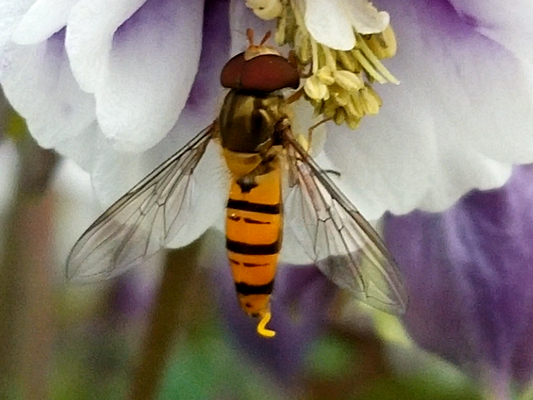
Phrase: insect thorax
[{"left": 219, "top": 89, "right": 287, "bottom": 155}]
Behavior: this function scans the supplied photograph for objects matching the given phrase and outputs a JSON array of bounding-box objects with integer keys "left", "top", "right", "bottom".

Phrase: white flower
[
  {"left": 0, "top": 0, "right": 532, "bottom": 249},
  {"left": 241, "top": 0, "right": 533, "bottom": 218}
]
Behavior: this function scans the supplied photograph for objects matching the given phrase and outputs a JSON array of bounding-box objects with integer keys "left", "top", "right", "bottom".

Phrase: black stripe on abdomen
[
  {"left": 243, "top": 262, "right": 268, "bottom": 267},
  {"left": 226, "top": 238, "right": 280, "bottom": 255},
  {"left": 227, "top": 199, "right": 280, "bottom": 214},
  {"left": 235, "top": 280, "right": 275, "bottom": 295}
]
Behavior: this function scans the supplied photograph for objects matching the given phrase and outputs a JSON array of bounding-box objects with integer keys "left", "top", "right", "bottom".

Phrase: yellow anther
[
  {"left": 353, "top": 49, "right": 386, "bottom": 84},
  {"left": 357, "top": 34, "right": 399, "bottom": 84},
  {"left": 295, "top": 29, "right": 312, "bottom": 63},
  {"left": 267, "top": 0, "right": 397, "bottom": 129},
  {"left": 316, "top": 66, "right": 335, "bottom": 85},
  {"left": 363, "top": 25, "right": 397, "bottom": 59},
  {"left": 246, "top": 0, "right": 283, "bottom": 20},
  {"left": 336, "top": 49, "right": 360, "bottom": 73},
  {"left": 361, "top": 86, "right": 383, "bottom": 114},
  {"left": 333, "top": 70, "right": 364, "bottom": 92},
  {"left": 334, "top": 108, "right": 347, "bottom": 125},
  {"left": 304, "top": 75, "right": 329, "bottom": 100},
  {"left": 257, "top": 311, "right": 276, "bottom": 338}
]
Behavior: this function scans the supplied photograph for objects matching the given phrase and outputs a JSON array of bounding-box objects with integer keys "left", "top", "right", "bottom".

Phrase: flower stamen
[
  {"left": 246, "top": 0, "right": 399, "bottom": 130},
  {"left": 357, "top": 35, "right": 399, "bottom": 84}
]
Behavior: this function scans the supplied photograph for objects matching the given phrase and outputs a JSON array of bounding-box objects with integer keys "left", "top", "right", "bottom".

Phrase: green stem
[
  {"left": 127, "top": 239, "right": 203, "bottom": 400},
  {"left": 0, "top": 134, "right": 58, "bottom": 399}
]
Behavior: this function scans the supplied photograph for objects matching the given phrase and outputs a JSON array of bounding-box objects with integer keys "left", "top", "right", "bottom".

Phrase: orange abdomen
[{"left": 225, "top": 158, "right": 283, "bottom": 318}]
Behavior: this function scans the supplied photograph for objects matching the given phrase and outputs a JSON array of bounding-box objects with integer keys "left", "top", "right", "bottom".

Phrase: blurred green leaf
[
  {"left": 360, "top": 375, "right": 481, "bottom": 400},
  {"left": 158, "top": 323, "right": 285, "bottom": 400},
  {"left": 303, "top": 335, "right": 354, "bottom": 379},
  {"left": 5, "top": 109, "right": 27, "bottom": 142}
]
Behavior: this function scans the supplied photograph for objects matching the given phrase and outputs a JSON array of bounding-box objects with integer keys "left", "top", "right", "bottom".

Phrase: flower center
[{"left": 246, "top": 0, "right": 398, "bottom": 129}]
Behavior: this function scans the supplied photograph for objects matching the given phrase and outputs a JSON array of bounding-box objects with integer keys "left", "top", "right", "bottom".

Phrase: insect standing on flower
[{"left": 67, "top": 29, "right": 407, "bottom": 338}]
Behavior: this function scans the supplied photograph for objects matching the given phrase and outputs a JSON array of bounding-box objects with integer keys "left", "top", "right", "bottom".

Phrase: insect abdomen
[{"left": 225, "top": 158, "right": 282, "bottom": 317}]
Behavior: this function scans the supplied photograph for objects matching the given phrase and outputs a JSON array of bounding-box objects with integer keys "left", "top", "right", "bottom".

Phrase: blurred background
[{"left": 0, "top": 98, "right": 484, "bottom": 400}]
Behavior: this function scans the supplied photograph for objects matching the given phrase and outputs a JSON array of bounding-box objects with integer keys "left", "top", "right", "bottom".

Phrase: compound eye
[
  {"left": 220, "top": 53, "right": 300, "bottom": 92},
  {"left": 240, "top": 54, "right": 299, "bottom": 92},
  {"left": 220, "top": 52, "right": 246, "bottom": 89}
]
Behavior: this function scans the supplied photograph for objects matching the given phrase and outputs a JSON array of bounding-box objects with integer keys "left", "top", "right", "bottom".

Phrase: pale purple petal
[
  {"left": 448, "top": 1, "right": 533, "bottom": 67},
  {"left": 65, "top": 0, "right": 146, "bottom": 92},
  {"left": 66, "top": 0, "right": 204, "bottom": 151},
  {"left": 324, "top": 0, "right": 533, "bottom": 218},
  {"left": 91, "top": 0, "right": 231, "bottom": 247},
  {"left": 0, "top": 0, "right": 34, "bottom": 51},
  {"left": 12, "top": 0, "right": 78, "bottom": 44},
  {"left": 448, "top": 0, "right": 533, "bottom": 33},
  {"left": 1, "top": 30, "right": 97, "bottom": 149},
  {"left": 384, "top": 165, "right": 533, "bottom": 389},
  {"left": 53, "top": 121, "right": 99, "bottom": 171},
  {"left": 92, "top": 0, "right": 230, "bottom": 200}
]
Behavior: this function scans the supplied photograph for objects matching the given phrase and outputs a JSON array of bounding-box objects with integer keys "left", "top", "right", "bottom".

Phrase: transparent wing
[
  {"left": 282, "top": 131, "right": 407, "bottom": 314},
  {"left": 67, "top": 125, "right": 216, "bottom": 283}
]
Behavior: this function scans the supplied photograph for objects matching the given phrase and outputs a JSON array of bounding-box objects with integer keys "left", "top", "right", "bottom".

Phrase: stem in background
[
  {"left": 128, "top": 238, "right": 203, "bottom": 400},
  {"left": 0, "top": 135, "right": 58, "bottom": 399}
]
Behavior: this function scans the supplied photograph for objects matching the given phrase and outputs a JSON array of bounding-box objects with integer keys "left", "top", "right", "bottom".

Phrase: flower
[
  {"left": 0, "top": 0, "right": 233, "bottom": 248},
  {"left": 1, "top": 0, "right": 533, "bottom": 249},
  {"left": 245, "top": 0, "right": 533, "bottom": 220},
  {"left": 383, "top": 165, "right": 533, "bottom": 397}
]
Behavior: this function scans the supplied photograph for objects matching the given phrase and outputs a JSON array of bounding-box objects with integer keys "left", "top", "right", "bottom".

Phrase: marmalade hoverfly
[{"left": 67, "top": 30, "right": 407, "bottom": 338}]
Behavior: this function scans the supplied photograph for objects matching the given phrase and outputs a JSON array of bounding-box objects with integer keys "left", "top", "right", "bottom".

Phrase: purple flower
[
  {"left": 248, "top": 0, "right": 533, "bottom": 220},
  {"left": 384, "top": 165, "right": 533, "bottom": 396},
  {"left": 0, "top": 0, "right": 531, "bottom": 252}
]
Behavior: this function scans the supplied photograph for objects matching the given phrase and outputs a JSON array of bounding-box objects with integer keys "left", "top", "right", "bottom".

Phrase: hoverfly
[{"left": 67, "top": 30, "right": 407, "bottom": 338}]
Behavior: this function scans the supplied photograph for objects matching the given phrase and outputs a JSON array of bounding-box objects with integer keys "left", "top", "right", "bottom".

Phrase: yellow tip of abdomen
[{"left": 257, "top": 311, "right": 276, "bottom": 338}]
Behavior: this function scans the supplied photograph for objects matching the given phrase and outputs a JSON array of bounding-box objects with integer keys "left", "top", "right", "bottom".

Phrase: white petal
[
  {"left": 1, "top": 34, "right": 96, "bottom": 149},
  {"left": 65, "top": 0, "right": 145, "bottom": 93},
  {"left": 90, "top": 71, "right": 225, "bottom": 209},
  {"left": 66, "top": 0, "right": 204, "bottom": 152},
  {"left": 165, "top": 142, "right": 228, "bottom": 248},
  {"left": 88, "top": 1, "right": 231, "bottom": 242},
  {"left": 304, "top": 0, "right": 389, "bottom": 50},
  {"left": 448, "top": 0, "right": 533, "bottom": 34},
  {"left": 416, "top": 153, "right": 512, "bottom": 212},
  {"left": 91, "top": 135, "right": 228, "bottom": 249},
  {"left": 54, "top": 120, "right": 99, "bottom": 171},
  {"left": 0, "top": 0, "right": 35, "bottom": 48},
  {"left": 448, "top": 1, "right": 533, "bottom": 83},
  {"left": 89, "top": 0, "right": 230, "bottom": 199},
  {"left": 341, "top": 0, "right": 389, "bottom": 35},
  {"left": 322, "top": 120, "right": 432, "bottom": 220},
  {"left": 52, "top": 159, "right": 102, "bottom": 267},
  {"left": 12, "top": 0, "right": 79, "bottom": 44},
  {"left": 324, "top": 0, "right": 533, "bottom": 217},
  {"left": 304, "top": 0, "right": 356, "bottom": 50}
]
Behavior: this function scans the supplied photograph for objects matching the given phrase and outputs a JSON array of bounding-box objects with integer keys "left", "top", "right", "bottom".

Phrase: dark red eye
[
  {"left": 220, "top": 52, "right": 300, "bottom": 92},
  {"left": 220, "top": 53, "right": 247, "bottom": 89}
]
